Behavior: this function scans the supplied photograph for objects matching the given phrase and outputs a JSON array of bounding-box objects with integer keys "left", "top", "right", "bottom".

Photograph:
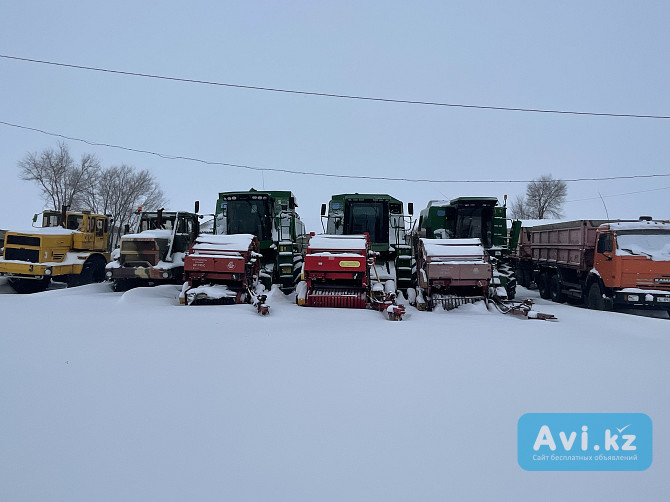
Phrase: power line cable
[
  {"left": 2, "top": 54, "right": 670, "bottom": 120},
  {"left": 566, "top": 185, "right": 670, "bottom": 203},
  {"left": 3, "top": 119, "right": 670, "bottom": 184}
]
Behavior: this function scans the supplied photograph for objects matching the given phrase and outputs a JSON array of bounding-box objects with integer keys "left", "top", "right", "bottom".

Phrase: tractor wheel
[
  {"left": 550, "top": 275, "right": 566, "bottom": 303},
  {"left": 537, "top": 273, "right": 551, "bottom": 300},
  {"left": 587, "top": 283, "right": 605, "bottom": 310},
  {"left": 8, "top": 277, "right": 51, "bottom": 294},
  {"left": 516, "top": 267, "right": 531, "bottom": 289}
]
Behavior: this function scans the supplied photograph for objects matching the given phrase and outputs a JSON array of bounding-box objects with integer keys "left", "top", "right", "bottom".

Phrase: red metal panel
[{"left": 304, "top": 255, "right": 365, "bottom": 272}]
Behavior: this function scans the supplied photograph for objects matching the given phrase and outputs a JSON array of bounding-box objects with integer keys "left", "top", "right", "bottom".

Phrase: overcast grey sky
[{"left": 1, "top": 1, "right": 669, "bottom": 232}]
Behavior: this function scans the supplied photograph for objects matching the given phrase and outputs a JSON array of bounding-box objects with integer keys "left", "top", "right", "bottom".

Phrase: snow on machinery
[
  {"left": 180, "top": 234, "right": 269, "bottom": 314},
  {"left": 214, "top": 189, "right": 307, "bottom": 293},
  {"left": 297, "top": 233, "right": 406, "bottom": 320},
  {"left": 523, "top": 218, "right": 670, "bottom": 314},
  {"left": 415, "top": 238, "right": 491, "bottom": 311},
  {"left": 0, "top": 206, "right": 111, "bottom": 293},
  {"left": 319, "top": 193, "right": 415, "bottom": 298},
  {"left": 417, "top": 196, "right": 521, "bottom": 300},
  {"left": 106, "top": 205, "right": 200, "bottom": 291}
]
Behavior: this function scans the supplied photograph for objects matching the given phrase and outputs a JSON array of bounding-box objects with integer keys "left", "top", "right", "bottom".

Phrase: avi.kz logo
[{"left": 518, "top": 413, "right": 652, "bottom": 471}]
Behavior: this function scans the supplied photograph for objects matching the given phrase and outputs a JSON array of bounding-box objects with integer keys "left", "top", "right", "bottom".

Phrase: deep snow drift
[{"left": 1, "top": 278, "right": 668, "bottom": 501}]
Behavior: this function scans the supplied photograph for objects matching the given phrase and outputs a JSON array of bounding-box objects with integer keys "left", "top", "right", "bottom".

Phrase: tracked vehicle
[
  {"left": 0, "top": 206, "right": 110, "bottom": 293},
  {"left": 417, "top": 196, "right": 520, "bottom": 299},
  {"left": 106, "top": 208, "right": 200, "bottom": 291},
  {"left": 214, "top": 189, "right": 307, "bottom": 293}
]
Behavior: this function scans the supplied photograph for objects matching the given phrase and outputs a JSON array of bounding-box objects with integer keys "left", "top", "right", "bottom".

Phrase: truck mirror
[
  {"left": 124, "top": 224, "right": 130, "bottom": 234},
  {"left": 289, "top": 196, "right": 296, "bottom": 209},
  {"left": 407, "top": 202, "right": 414, "bottom": 216},
  {"left": 194, "top": 201, "right": 200, "bottom": 214},
  {"left": 320, "top": 204, "right": 327, "bottom": 217}
]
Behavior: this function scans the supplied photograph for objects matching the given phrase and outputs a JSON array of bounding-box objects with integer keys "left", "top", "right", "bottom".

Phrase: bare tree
[
  {"left": 508, "top": 194, "right": 531, "bottom": 220},
  {"left": 19, "top": 143, "right": 167, "bottom": 247},
  {"left": 19, "top": 142, "right": 101, "bottom": 210},
  {"left": 525, "top": 174, "right": 567, "bottom": 219},
  {"left": 84, "top": 164, "right": 166, "bottom": 247}
]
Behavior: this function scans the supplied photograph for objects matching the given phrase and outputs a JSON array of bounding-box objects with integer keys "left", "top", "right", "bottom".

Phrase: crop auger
[
  {"left": 414, "top": 237, "right": 555, "bottom": 320},
  {"left": 297, "top": 233, "right": 406, "bottom": 320},
  {"left": 180, "top": 234, "right": 269, "bottom": 315}
]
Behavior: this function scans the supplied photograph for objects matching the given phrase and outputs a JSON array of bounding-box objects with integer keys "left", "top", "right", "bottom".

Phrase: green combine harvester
[
  {"left": 214, "top": 189, "right": 307, "bottom": 293},
  {"left": 417, "top": 196, "right": 521, "bottom": 299},
  {"left": 319, "top": 193, "right": 415, "bottom": 295}
]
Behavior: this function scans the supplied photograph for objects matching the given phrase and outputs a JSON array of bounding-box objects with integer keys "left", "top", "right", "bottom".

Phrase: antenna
[{"left": 598, "top": 192, "right": 610, "bottom": 220}]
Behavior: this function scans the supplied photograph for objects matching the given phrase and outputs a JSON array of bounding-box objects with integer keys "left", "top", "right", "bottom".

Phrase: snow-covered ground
[{"left": 1, "top": 277, "right": 669, "bottom": 501}]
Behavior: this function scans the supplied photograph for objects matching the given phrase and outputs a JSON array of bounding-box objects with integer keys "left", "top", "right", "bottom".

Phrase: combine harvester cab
[
  {"left": 298, "top": 233, "right": 406, "bottom": 320},
  {"left": 180, "top": 234, "right": 268, "bottom": 314},
  {"left": 214, "top": 189, "right": 306, "bottom": 293},
  {"left": 106, "top": 208, "right": 200, "bottom": 291},
  {"left": 0, "top": 206, "right": 111, "bottom": 293},
  {"left": 320, "top": 194, "right": 415, "bottom": 300},
  {"left": 417, "top": 196, "right": 521, "bottom": 300},
  {"left": 415, "top": 238, "right": 491, "bottom": 311}
]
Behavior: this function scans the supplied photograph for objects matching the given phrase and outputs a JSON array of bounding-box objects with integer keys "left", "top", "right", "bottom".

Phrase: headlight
[
  {"left": 106, "top": 270, "right": 112, "bottom": 278},
  {"left": 162, "top": 271, "right": 169, "bottom": 279},
  {"left": 625, "top": 294, "right": 639, "bottom": 302},
  {"left": 44, "top": 267, "right": 52, "bottom": 276}
]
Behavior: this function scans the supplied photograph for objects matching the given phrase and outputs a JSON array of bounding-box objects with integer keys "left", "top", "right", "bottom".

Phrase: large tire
[
  {"left": 516, "top": 267, "right": 530, "bottom": 289},
  {"left": 537, "top": 273, "right": 551, "bottom": 300},
  {"left": 587, "top": 283, "right": 604, "bottom": 310},
  {"left": 8, "top": 277, "right": 51, "bottom": 294},
  {"left": 550, "top": 275, "right": 566, "bottom": 303}
]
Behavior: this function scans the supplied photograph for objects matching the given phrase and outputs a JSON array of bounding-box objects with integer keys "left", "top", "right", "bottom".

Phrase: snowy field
[{"left": 1, "top": 277, "right": 669, "bottom": 501}]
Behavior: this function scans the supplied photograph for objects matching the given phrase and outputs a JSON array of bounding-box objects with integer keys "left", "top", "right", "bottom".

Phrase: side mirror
[
  {"left": 32, "top": 213, "right": 38, "bottom": 223},
  {"left": 194, "top": 201, "right": 200, "bottom": 214},
  {"left": 320, "top": 204, "right": 327, "bottom": 217},
  {"left": 124, "top": 224, "right": 130, "bottom": 234},
  {"left": 407, "top": 202, "right": 414, "bottom": 216}
]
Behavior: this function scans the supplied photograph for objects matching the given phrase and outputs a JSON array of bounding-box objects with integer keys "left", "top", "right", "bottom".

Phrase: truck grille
[
  {"left": 6, "top": 235, "right": 40, "bottom": 247},
  {"left": 5, "top": 247, "right": 40, "bottom": 263}
]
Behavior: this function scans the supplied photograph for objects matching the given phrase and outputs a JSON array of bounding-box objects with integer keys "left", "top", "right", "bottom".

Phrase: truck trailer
[{"left": 526, "top": 218, "right": 670, "bottom": 313}]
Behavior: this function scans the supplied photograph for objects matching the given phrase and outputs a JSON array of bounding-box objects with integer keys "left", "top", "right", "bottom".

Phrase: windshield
[
  {"left": 42, "top": 212, "right": 61, "bottom": 227},
  {"left": 344, "top": 201, "right": 389, "bottom": 244},
  {"left": 140, "top": 215, "right": 175, "bottom": 231},
  {"left": 616, "top": 231, "right": 670, "bottom": 261},
  {"left": 454, "top": 207, "right": 493, "bottom": 248},
  {"left": 226, "top": 199, "right": 272, "bottom": 241}
]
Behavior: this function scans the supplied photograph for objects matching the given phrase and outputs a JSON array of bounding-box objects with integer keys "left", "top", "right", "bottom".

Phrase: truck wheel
[
  {"left": 550, "top": 275, "right": 566, "bottom": 303},
  {"left": 538, "top": 273, "right": 551, "bottom": 300},
  {"left": 587, "top": 283, "right": 604, "bottom": 310},
  {"left": 8, "top": 277, "right": 51, "bottom": 294},
  {"left": 79, "top": 257, "right": 106, "bottom": 286}
]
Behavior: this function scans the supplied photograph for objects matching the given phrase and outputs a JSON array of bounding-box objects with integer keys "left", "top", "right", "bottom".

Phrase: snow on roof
[
  {"left": 606, "top": 221, "right": 670, "bottom": 231},
  {"left": 420, "top": 238, "right": 482, "bottom": 246},
  {"left": 420, "top": 238, "right": 485, "bottom": 258},
  {"left": 122, "top": 229, "right": 173, "bottom": 240},
  {"left": 8, "top": 227, "right": 78, "bottom": 236},
  {"left": 308, "top": 234, "right": 367, "bottom": 251},
  {"left": 193, "top": 234, "right": 256, "bottom": 249}
]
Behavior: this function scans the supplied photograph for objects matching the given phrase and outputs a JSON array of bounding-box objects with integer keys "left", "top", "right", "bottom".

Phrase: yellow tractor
[{"left": 0, "top": 206, "right": 111, "bottom": 293}]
